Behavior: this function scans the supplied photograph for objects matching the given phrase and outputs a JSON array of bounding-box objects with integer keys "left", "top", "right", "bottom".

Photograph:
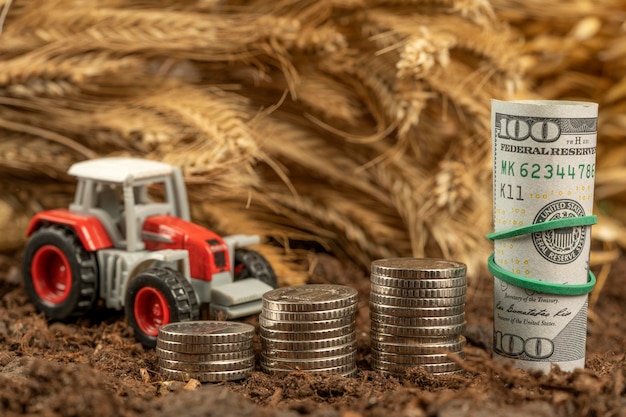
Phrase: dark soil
[{"left": 0, "top": 252, "right": 625, "bottom": 417}]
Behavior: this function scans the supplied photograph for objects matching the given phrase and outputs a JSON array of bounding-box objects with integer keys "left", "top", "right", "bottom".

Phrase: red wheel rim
[
  {"left": 31, "top": 245, "right": 72, "bottom": 304},
  {"left": 134, "top": 287, "right": 171, "bottom": 336},
  {"left": 234, "top": 262, "right": 245, "bottom": 276}
]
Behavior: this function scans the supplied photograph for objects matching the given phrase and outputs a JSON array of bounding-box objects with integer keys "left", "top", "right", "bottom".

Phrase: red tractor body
[{"left": 142, "top": 215, "right": 231, "bottom": 282}]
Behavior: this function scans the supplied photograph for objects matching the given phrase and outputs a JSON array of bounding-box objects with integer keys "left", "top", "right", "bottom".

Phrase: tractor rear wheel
[
  {"left": 125, "top": 267, "right": 199, "bottom": 348},
  {"left": 234, "top": 249, "right": 278, "bottom": 289},
  {"left": 22, "top": 225, "right": 98, "bottom": 320}
]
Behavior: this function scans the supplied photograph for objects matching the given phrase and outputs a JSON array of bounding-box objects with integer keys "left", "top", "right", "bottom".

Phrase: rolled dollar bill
[{"left": 489, "top": 100, "right": 598, "bottom": 372}]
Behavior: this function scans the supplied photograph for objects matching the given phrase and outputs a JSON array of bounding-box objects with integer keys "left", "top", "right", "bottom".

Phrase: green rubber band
[
  {"left": 487, "top": 253, "right": 596, "bottom": 295},
  {"left": 487, "top": 215, "right": 597, "bottom": 241}
]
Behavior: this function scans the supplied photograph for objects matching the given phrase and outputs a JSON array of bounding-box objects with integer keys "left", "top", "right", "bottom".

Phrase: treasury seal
[{"left": 532, "top": 199, "right": 586, "bottom": 264}]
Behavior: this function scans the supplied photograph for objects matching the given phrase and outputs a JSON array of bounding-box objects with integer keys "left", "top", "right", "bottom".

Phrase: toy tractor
[{"left": 22, "top": 157, "right": 277, "bottom": 347}]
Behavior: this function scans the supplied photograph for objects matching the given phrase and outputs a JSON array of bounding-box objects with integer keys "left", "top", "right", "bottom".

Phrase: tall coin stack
[
  {"left": 260, "top": 285, "right": 359, "bottom": 377},
  {"left": 369, "top": 258, "right": 467, "bottom": 376},
  {"left": 156, "top": 321, "right": 255, "bottom": 382}
]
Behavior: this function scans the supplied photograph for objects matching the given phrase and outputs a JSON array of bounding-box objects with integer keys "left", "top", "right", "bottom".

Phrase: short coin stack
[
  {"left": 369, "top": 258, "right": 467, "bottom": 376},
  {"left": 260, "top": 284, "right": 359, "bottom": 377},
  {"left": 156, "top": 321, "right": 255, "bottom": 382}
]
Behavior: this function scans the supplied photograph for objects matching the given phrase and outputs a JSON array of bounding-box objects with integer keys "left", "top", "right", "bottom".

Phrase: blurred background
[{"left": 0, "top": 0, "right": 624, "bottom": 303}]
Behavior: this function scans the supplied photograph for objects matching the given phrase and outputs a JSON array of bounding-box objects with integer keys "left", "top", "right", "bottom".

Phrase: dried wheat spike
[{"left": 0, "top": 0, "right": 528, "bottom": 286}]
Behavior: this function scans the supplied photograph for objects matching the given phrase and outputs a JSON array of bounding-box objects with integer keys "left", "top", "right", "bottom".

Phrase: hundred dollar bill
[{"left": 490, "top": 100, "right": 598, "bottom": 372}]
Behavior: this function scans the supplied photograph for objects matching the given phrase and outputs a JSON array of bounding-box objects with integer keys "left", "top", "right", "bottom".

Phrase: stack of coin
[
  {"left": 156, "top": 321, "right": 255, "bottom": 382},
  {"left": 369, "top": 258, "right": 467, "bottom": 376},
  {"left": 259, "top": 285, "right": 359, "bottom": 377}
]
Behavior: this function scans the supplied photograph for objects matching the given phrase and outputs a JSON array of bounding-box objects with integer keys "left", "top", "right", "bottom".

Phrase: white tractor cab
[{"left": 22, "top": 157, "right": 277, "bottom": 347}]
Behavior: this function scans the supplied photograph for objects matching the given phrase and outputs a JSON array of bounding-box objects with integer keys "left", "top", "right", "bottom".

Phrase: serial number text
[{"left": 500, "top": 161, "right": 595, "bottom": 180}]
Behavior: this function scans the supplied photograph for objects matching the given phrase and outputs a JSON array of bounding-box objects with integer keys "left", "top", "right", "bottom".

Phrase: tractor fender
[
  {"left": 125, "top": 249, "right": 191, "bottom": 286},
  {"left": 26, "top": 209, "right": 113, "bottom": 251},
  {"left": 221, "top": 234, "right": 261, "bottom": 271},
  {"left": 121, "top": 249, "right": 198, "bottom": 304},
  {"left": 222, "top": 234, "right": 261, "bottom": 249}
]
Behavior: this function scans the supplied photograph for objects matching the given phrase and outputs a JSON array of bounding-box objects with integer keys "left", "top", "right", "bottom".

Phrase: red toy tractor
[{"left": 22, "top": 157, "right": 277, "bottom": 347}]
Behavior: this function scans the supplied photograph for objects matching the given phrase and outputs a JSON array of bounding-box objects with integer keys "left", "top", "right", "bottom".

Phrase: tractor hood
[{"left": 142, "top": 215, "right": 230, "bottom": 281}]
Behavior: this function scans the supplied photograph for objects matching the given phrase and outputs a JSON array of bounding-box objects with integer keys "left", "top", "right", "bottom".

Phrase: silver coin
[
  {"left": 371, "top": 273, "right": 466, "bottom": 289},
  {"left": 370, "top": 258, "right": 466, "bottom": 279},
  {"left": 156, "top": 338, "right": 253, "bottom": 354},
  {"left": 260, "top": 362, "right": 357, "bottom": 377},
  {"left": 158, "top": 356, "right": 255, "bottom": 372},
  {"left": 159, "top": 366, "right": 254, "bottom": 382},
  {"left": 428, "top": 370, "right": 464, "bottom": 376},
  {"left": 261, "top": 331, "right": 356, "bottom": 351},
  {"left": 259, "top": 315, "right": 355, "bottom": 332},
  {"left": 260, "top": 351, "right": 356, "bottom": 370},
  {"left": 376, "top": 368, "right": 463, "bottom": 377},
  {"left": 369, "top": 330, "right": 461, "bottom": 345},
  {"left": 262, "top": 340, "right": 357, "bottom": 360},
  {"left": 156, "top": 347, "right": 254, "bottom": 363},
  {"left": 371, "top": 358, "right": 462, "bottom": 374},
  {"left": 262, "top": 285, "right": 358, "bottom": 312},
  {"left": 370, "top": 336, "right": 466, "bottom": 355},
  {"left": 260, "top": 323, "right": 356, "bottom": 341},
  {"left": 370, "top": 312, "right": 466, "bottom": 327},
  {"left": 369, "top": 302, "right": 465, "bottom": 318},
  {"left": 158, "top": 321, "right": 254, "bottom": 344},
  {"left": 260, "top": 304, "right": 358, "bottom": 321},
  {"left": 371, "top": 350, "right": 464, "bottom": 365},
  {"left": 370, "top": 283, "right": 466, "bottom": 298},
  {"left": 371, "top": 321, "right": 466, "bottom": 337},
  {"left": 369, "top": 292, "right": 465, "bottom": 307}
]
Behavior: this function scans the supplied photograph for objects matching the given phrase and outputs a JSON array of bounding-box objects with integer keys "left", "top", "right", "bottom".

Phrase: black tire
[
  {"left": 233, "top": 249, "right": 278, "bottom": 288},
  {"left": 22, "top": 225, "right": 98, "bottom": 320},
  {"left": 125, "top": 267, "right": 199, "bottom": 348}
]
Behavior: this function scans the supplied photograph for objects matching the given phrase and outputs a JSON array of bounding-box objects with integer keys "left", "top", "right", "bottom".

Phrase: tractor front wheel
[{"left": 125, "top": 267, "right": 199, "bottom": 348}]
